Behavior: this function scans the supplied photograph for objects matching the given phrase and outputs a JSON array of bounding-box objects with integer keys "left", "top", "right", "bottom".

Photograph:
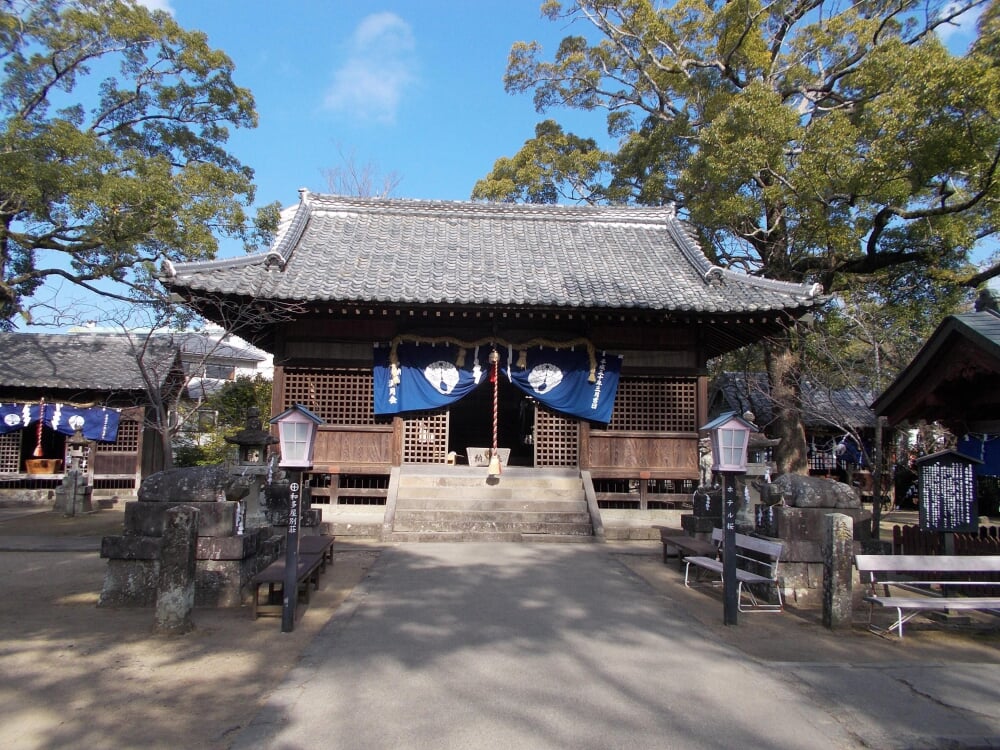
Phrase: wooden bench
[
  {"left": 855, "top": 554, "right": 1000, "bottom": 638},
  {"left": 684, "top": 528, "right": 784, "bottom": 612},
  {"left": 250, "top": 552, "right": 325, "bottom": 619},
  {"left": 299, "top": 534, "right": 336, "bottom": 572},
  {"left": 653, "top": 525, "right": 719, "bottom": 569}
]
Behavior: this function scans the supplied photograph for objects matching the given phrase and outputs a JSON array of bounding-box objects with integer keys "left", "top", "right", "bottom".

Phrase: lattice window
[
  {"left": 608, "top": 377, "right": 697, "bottom": 432},
  {"left": 283, "top": 368, "right": 376, "bottom": 426},
  {"left": 402, "top": 412, "right": 449, "bottom": 463},
  {"left": 96, "top": 419, "right": 140, "bottom": 453},
  {"left": 534, "top": 406, "right": 579, "bottom": 467},
  {"left": 0, "top": 432, "right": 20, "bottom": 473}
]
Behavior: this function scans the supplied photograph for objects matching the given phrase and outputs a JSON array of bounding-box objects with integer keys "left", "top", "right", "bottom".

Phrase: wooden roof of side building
[
  {"left": 162, "top": 192, "right": 824, "bottom": 316},
  {"left": 872, "top": 309, "right": 1000, "bottom": 433}
]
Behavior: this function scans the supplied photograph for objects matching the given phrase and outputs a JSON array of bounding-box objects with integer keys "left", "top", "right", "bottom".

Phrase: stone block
[
  {"left": 691, "top": 489, "right": 721, "bottom": 518},
  {"left": 196, "top": 529, "right": 264, "bottom": 561},
  {"left": 822, "top": 513, "right": 854, "bottom": 630},
  {"left": 100, "top": 534, "right": 162, "bottom": 560},
  {"left": 98, "top": 559, "right": 158, "bottom": 607},
  {"left": 138, "top": 464, "right": 247, "bottom": 504},
  {"left": 681, "top": 514, "right": 719, "bottom": 534},
  {"left": 755, "top": 505, "right": 872, "bottom": 541},
  {"left": 778, "top": 561, "right": 826, "bottom": 607},
  {"left": 154, "top": 505, "right": 199, "bottom": 634},
  {"left": 124, "top": 501, "right": 238, "bottom": 537}
]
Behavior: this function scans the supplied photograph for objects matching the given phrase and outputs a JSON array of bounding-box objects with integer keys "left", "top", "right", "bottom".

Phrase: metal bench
[
  {"left": 855, "top": 554, "right": 1000, "bottom": 638},
  {"left": 684, "top": 527, "right": 783, "bottom": 612}
]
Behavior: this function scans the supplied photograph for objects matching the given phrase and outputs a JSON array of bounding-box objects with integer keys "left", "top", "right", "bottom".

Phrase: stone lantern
[
  {"left": 224, "top": 407, "right": 279, "bottom": 529},
  {"left": 225, "top": 407, "right": 278, "bottom": 467}
]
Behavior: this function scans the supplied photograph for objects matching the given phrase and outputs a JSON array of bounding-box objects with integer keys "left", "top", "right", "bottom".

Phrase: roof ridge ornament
[{"left": 264, "top": 250, "right": 286, "bottom": 270}]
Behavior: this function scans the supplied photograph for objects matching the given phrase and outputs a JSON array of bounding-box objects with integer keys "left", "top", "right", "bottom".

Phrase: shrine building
[{"left": 162, "top": 192, "right": 823, "bottom": 521}]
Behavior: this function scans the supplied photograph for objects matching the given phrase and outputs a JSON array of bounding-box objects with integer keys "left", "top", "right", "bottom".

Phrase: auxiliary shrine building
[{"left": 163, "top": 192, "right": 823, "bottom": 518}]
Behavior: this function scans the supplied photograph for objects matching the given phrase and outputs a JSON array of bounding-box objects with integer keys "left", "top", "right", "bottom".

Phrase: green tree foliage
[
  {"left": 174, "top": 374, "right": 272, "bottom": 467},
  {"left": 0, "top": 0, "right": 279, "bottom": 330},
  {"left": 474, "top": 0, "right": 1000, "bottom": 472}
]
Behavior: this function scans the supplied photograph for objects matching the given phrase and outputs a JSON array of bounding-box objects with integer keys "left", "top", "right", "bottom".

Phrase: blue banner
[
  {"left": 0, "top": 403, "right": 120, "bottom": 442},
  {"left": 374, "top": 342, "right": 622, "bottom": 424},
  {"left": 506, "top": 347, "right": 622, "bottom": 424},
  {"left": 374, "top": 342, "right": 488, "bottom": 414}
]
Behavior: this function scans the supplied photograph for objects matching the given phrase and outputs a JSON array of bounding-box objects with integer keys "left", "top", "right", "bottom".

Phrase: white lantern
[
  {"left": 701, "top": 412, "right": 755, "bottom": 473},
  {"left": 269, "top": 405, "right": 323, "bottom": 469}
]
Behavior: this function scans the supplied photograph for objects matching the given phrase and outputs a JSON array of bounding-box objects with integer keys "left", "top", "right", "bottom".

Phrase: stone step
[
  {"left": 386, "top": 531, "right": 525, "bottom": 543},
  {"left": 318, "top": 520, "right": 383, "bottom": 539},
  {"left": 395, "top": 496, "right": 587, "bottom": 512},
  {"left": 393, "top": 509, "right": 592, "bottom": 525},
  {"left": 391, "top": 467, "right": 593, "bottom": 543},
  {"left": 398, "top": 471, "right": 582, "bottom": 491},
  {"left": 391, "top": 517, "right": 594, "bottom": 535},
  {"left": 385, "top": 530, "right": 595, "bottom": 543},
  {"left": 521, "top": 533, "right": 599, "bottom": 544},
  {"left": 395, "top": 485, "right": 585, "bottom": 502}
]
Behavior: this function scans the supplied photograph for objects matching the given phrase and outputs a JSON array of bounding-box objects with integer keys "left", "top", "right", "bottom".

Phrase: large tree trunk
[{"left": 764, "top": 329, "right": 809, "bottom": 475}]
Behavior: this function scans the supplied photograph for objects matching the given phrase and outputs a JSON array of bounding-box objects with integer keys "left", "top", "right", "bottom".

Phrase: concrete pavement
[{"left": 233, "top": 542, "right": 1000, "bottom": 750}]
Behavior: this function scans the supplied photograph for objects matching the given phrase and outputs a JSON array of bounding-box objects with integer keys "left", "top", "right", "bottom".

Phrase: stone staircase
[{"left": 385, "top": 465, "right": 595, "bottom": 542}]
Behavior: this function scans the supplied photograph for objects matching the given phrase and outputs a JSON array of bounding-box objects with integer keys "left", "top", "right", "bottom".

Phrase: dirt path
[{"left": 0, "top": 509, "right": 378, "bottom": 750}]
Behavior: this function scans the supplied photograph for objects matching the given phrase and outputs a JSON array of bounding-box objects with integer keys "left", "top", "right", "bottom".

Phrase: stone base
[
  {"left": 124, "top": 500, "right": 239, "bottom": 536},
  {"left": 753, "top": 506, "right": 873, "bottom": 608},
  {"left": 99, "top": 527, "right": 279, "bottom": 608},
  {"left": 680, "top": 514, "right": 719, "bottom": 535},
  {"left": 756, "top": 505, "right": 872, "bottom": 541},
  {"left": 99, "top": 558, "right": 158, "bottom": 607},
  {"left": 53, "top": 475, "right": 92, "bottom": 515},
  {"left": 691, "top": 490, "right": 721, "bottom": 518},
  {"left": 927, "top": 611, "right": 972, "bottom": 625},
  {"left": 778, "top": 561, "right": 825, "bottom": 607},
  {"left": 98, "top": 553, "right": 279, "bottom": 608}
]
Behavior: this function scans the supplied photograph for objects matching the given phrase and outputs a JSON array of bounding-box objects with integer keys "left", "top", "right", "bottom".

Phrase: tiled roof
[
  {"left": 712, "top": 372, "right": 877, "bottom": 431},
  {"left": 872, "top": 309, "right": 1000, "bottom": 424},
  {"left": 953, "top": 308, "right": 1000, "bottom": 353},
  {"left": 163, "top": 193, "right": 824, "bottom": 315},
  {"left": 0, "top": 333, "right": 180, "bottom": 392},
  {"left": 173, "top": 332, "right": 267, "bottom": 363}
]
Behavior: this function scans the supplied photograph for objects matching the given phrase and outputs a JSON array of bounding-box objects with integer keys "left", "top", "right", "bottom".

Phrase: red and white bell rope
[{"left": 488, "top": 349, "right": 501, "bottom": 477}]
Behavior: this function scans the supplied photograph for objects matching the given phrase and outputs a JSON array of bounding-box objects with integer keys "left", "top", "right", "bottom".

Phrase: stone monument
[
  {"left": 755, "top": 473, "right": 872, "bottom": 606},
  {"left": 99, "top": 464, "right": 281, "bottom": 608}
]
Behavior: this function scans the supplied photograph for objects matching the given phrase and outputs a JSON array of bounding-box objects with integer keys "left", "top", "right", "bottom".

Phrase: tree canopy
[
  {"left": 475, "top": 0, "right": 1000, "bottom": 471},
  {"left": 0, "top": 0, "right": 279, "bottom": 330}
]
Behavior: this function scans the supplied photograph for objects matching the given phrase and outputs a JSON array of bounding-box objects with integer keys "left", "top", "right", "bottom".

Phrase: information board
[{"left": 916, "top": 451, "right": 979, "bottom": 533}]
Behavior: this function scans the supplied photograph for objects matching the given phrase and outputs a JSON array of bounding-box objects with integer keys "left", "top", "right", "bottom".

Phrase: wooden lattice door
[
  {"left": 534, "top": 405, "right": 579, "bottom": 468},
  {"left": 0, "top": 432, "right": 20, "bottom": 473},
  {"left": 402, "top": 411, "right": 450, "bottom": 463}
]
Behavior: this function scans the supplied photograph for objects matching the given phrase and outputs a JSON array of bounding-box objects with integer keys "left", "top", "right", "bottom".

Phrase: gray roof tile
[
  {"left": 0, "top": 333, "right": 180, "bottom": 392},
  {"left": 164, "top": 193, "right": 824, "bottom": 314}
]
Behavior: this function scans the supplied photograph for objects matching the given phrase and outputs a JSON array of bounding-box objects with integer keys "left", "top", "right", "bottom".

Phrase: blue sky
[
  {"left": 153, "top": 0, "right": 991, "bottom": 270},
  {"left": 15, "top": 1, "right": 995, "bottom": 328},
  {"left": 159, "top": 0, "right": 608, "bottom": 224}
]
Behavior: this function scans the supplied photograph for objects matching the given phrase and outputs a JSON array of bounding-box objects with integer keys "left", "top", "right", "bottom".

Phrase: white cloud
[
  {"left": 324, "top": 12, "right": 417, "bottom": 125},
  {"left": 135, "top": 0, "right": 175, "bottom": 14}
]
